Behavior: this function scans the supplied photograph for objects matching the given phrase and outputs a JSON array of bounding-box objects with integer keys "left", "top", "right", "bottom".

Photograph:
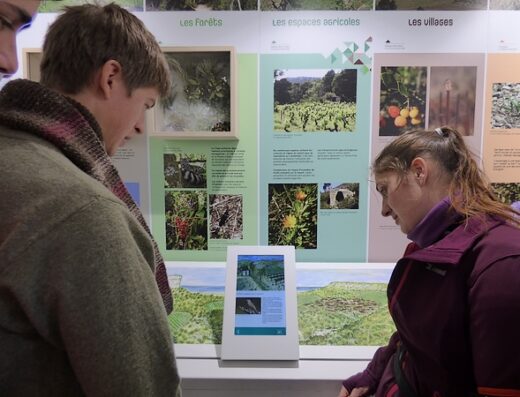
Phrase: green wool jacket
[{"left": 0, "top": 127, "right": 180, "bottom": 396}]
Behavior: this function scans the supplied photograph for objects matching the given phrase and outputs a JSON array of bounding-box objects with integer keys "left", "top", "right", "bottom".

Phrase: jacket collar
[{"left": 404, "top": 217, "right": 502, "bottom": 265}]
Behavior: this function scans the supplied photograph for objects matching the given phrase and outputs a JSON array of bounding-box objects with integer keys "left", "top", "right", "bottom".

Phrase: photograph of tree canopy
[
  {"left": 39, "top": 0, "right": 143, "bottom": 12},
  {"left": 260, "top": 0, "right": 371, "bottom": 11},
  {"left": 274, "top": 69, "right": 357, "bottom": 133},
  {"left": 146, "top": 0, "right": 257, "bottom": 10}
]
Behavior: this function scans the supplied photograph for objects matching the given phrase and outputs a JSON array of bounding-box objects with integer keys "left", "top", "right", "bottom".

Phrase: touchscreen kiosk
[{"left": 221, "top": 246, "right": 299, "bottom": 360}]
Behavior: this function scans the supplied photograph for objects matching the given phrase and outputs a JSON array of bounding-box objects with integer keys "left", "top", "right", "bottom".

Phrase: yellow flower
[
  {"left": 282, "top": 214, "right": 297, "bottom": 229},
  {"left": 295, "top": 191, "right": 307, "bottom": 201}
]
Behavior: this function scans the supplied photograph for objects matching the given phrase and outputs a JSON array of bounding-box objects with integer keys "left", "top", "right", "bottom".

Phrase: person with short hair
[
  {"left": 338, "top": 127, "right": 520, "bottom": 397},
  {"left": 0, "top": 0, "right": 40, "bottom": 81},
  {"left": 0, "top": 3, "right": 180, "bottom": 395}
]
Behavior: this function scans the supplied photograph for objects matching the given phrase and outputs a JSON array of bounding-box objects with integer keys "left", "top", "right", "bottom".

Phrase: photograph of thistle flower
[
  {"left": 320, "top": 182, "right": 359, "bottom": 210},
  {"left": 268, "top": 184, "right": 318, "bottom": 249},
  {"left": 165, "top": 190, "right": 208, "bottom": 250}
]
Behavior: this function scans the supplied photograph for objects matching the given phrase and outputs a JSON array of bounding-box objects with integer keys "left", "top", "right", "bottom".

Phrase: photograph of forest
[
  {"left": 260, "top": 0, "right": 371, "bottom": 11},
  {"left": 274, "top": 69, "right": 357, "bottom": 133},
  {"left": 39, "top": 0, "right": 143, "bottom": 12},
  {"left": 146, "top": 0, "right": 256, "bottom": 11}
]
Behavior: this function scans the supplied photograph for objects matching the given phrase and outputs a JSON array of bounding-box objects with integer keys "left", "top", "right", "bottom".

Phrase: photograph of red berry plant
[
  {"left": 165, "top": 190, "right": 208, "bottom": 250},
  {"left": 268, "top": 184, "right": 318, "bottom": 249},
  {"left": 379, "top": 66, "right": 427, "bottom": 136},
  {"left": 428, "top": 67, "right": 477, "bottom": 136}
]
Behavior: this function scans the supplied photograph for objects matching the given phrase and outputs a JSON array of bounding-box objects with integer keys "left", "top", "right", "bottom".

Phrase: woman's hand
[{"left": 337, "top": 385, "right": 370, "bottom": 397}]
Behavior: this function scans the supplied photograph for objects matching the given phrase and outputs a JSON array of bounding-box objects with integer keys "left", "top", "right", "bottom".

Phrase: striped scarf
[{"left": 0, "top": 79, "right": 172, "bottom": 313}]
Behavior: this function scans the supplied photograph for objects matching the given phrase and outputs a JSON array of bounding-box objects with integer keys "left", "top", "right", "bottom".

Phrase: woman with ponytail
[{"left": 338, "top": 127, "right": 520, "bottom": 397}]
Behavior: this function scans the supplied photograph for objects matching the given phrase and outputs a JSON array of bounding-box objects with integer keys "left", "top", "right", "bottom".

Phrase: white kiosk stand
[{"left": 221, "top": 245, "right": 299, "bottom": 361}]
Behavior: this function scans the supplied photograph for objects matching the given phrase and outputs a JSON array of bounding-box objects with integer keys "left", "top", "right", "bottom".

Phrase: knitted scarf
[{"left": 0, "top": 79, "right": 173, "bottom": 314}]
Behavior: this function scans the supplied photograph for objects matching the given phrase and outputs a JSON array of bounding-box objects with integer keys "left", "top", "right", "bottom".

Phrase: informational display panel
[
  {"left": 13, "top": 2, "right": 520, "bottom": 356},
  {"left": 221, "top": 246, "right": 298, "bottom": 360}
]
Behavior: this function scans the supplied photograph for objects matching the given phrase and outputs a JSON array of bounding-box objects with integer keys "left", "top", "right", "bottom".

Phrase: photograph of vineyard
[
  {"left": 489, "top": 0, "right": 520, "bottom": 9},
  {"left": 491, "top": 83, "right": 520, "bottom": 129},
  {"left": 165, "top": 190, "right": 208, "bottom": 250},
  {"left": 492, "top": 183, "right": 520, "bottom": 205},
  {"left": 268, "top": 184, "right": 318, "bottom": 249},
  {"left": 375, "top": 0, "right": 487, "bottom": 10},
  {"left": 146, "top": 0, "right": 257, "bottom": 10},
  {"left": 320, "top": 183, "right": 359, "bottom": 210},
  {"left": 260, "top": 0, "right": 372, "bottom": 11},
  {"left": 164, "top": 153, "right": 207, "bottom": 189},
  {"left": 210, "top": 194, "right": 243, "bottom": 239},
  {"left": 428, "top": 67, "right": 477, "bottom": 136},
  {"left": 274, "top": 69, "right": 357, "bottom": 133},
  {"left": 379, "top": 66, "right": 427, "bottom": 136},
  {"left": 157, "top": 50, "right": 232, "bottom": 134},
  {"left": 38, "top": 0, "right": 143, "bottom": 12},
  {"left": 237, "top": 255, "right": 285, "bottom": 291},
  {"left": 167, "top": 267, "right": 395, "bottom": 346}
]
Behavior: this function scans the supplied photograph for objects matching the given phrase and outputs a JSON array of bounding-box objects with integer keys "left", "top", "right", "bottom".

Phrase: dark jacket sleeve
[
  {"left": 468, "top": 255, "right": 520, "bottom": 395},
  {"left": 342, "top": 332, "right": 400, "bottom": 394}
]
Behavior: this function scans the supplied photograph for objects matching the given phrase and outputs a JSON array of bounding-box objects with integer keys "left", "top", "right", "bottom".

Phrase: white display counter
[{"left": 175, "top": 345, "right": 374, "bottom": 397}]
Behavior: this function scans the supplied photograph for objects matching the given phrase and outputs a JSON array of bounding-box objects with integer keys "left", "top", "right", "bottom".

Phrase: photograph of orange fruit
[{"left": 378, "top": 66, "right": 427, "bottom": 136}]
